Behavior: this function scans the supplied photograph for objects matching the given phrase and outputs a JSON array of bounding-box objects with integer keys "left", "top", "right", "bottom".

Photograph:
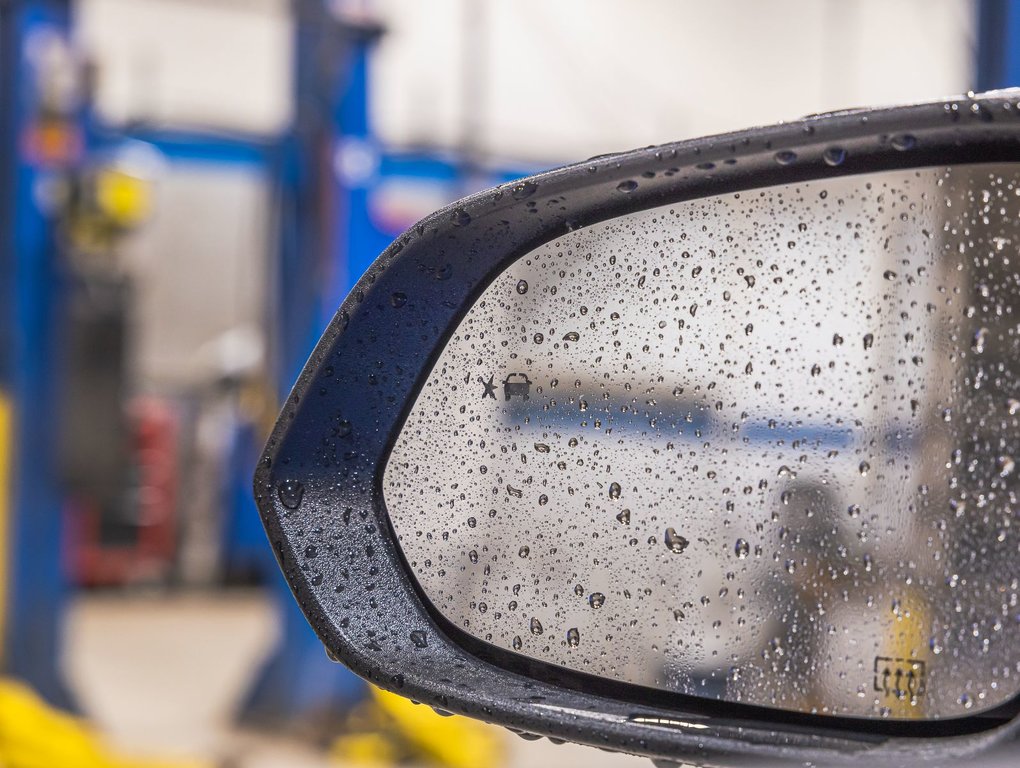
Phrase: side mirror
[{"left": 255, "top": 91, "right": 1020, "bottom": 767}]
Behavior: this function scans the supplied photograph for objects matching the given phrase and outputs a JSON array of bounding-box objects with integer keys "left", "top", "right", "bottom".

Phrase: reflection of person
[{"left": 747, "top": 479, "right": 931, "bottom": 718}]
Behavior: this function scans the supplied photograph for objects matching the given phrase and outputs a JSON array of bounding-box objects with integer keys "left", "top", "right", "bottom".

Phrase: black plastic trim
[{"left": 256, "top": 91, "right": 1020, "bottom": 765}]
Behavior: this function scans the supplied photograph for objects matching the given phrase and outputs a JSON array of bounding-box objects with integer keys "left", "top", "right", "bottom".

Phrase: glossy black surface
[{"left": 255, "top": 92, "right": 1020, "bottom": 765}]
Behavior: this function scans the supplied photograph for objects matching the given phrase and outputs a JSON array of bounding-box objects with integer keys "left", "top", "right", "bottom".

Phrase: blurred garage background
[{"left": 0, "top": 0, "right": 1011, "bottom": 765}]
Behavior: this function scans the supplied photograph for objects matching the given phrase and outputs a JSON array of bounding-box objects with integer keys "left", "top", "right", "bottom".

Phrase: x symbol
[{"left": 479, "top": 375, "right": 497, "bottom": 399}]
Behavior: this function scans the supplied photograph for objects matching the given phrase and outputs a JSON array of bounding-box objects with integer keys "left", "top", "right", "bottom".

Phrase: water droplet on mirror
[
  {"left": 562, "top": 331, "right": 580, "bottom": 342},
  {"left": 534, "top": 443, "right": 550, "bottom": 453},
  {"left": 822, "top": 147, "right": 847, "bottom": 166},
  {"left": 530, "top": 618, "right": 544, "bottom": 635},
  {"left": 973, "top": 327, "right": 988, "bottom": 353},
  {"left": 998, "top": 455, "right": 1015, "bottom": 477},
  {"left": 863, "top": 333, "right": 874, "bottom": 350},
  {"left": 891, "top": 134, "right": 917, "bottom": 151},
  {"left": 858, "top": 461, "right": 871, "bottom": 476},
  {"left": 734, "top": 538, "right": 750, "bottom": 559},
  {"left": 774, "top": 150, "right": 797, "bottom": 165},
  {"left": 589, "top": 592, "right": 605, "bottom": 609},
  {"left": 616, "top": 180, "right": 638, "bottom": 193},
  {"left": 512, "top": 635, "right": 522, "bottom": 650},
  {"left": 616, "top": 508, "right": 631, "bottom": 525},
  {"left": 278, "top": 480, "right": 304, "bottom": 510},
  {"left": 566, "top": 627, "right": 580, "bottom": 647},
  {"left": 609, "top": 482, "right": 622, "bottom": 499},
  {"left": 518, "top": 546, "right": 530, "bottom": 558},
  {"left": 511, "top": 181, "right": 537, "bottom": 200},
  {"left": 390, "top": 292, "right": 407, "bottom": 308},
  {"left": 410, "top": 630, "right": 428, "bottom": 648},
  {"left": 664, "top": 527, "right": 689, "bottom": 554}
]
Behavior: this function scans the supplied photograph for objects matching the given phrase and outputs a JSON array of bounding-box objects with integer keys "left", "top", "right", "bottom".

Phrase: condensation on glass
[{"left": 383, "top": 165, "right": 1020, "bottom": 720}]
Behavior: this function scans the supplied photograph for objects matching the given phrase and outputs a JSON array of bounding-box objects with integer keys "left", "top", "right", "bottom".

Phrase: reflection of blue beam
[
  {"left": 509, "top": 396, "right": 857, "bottom": 450},
  {"left": 508, "top": 398, "right": 715, "bottom": 435},
  {"left": 741, "top": 422, "right": 854, "bottom": 450}
]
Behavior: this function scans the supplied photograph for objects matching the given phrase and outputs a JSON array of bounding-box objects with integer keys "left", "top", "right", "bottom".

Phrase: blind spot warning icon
[{"left": 503, "top": 373, "right": 531, "bottom": 401}]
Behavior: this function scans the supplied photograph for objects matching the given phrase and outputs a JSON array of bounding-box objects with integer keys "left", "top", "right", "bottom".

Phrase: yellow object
[
  {"left": 329, "top": 731, "right": 398, "bottom": 767},
  {"left": 881, "top": 590, "right": 930, "bottom": 719},
  {"left": 0, "top": 396, "right": 201, "bottom": 768},
  {"left": 0, "top": 678, "right": 206, "bottom": 768},
  {"left": 94, "top": 169, "right": 152, "bottom": 228},
  {"left": 332, "top": 686, "right": 505, "bottom": 768},
  {"left": 0, "top": 394, "right": 10, "bottom": 660}
]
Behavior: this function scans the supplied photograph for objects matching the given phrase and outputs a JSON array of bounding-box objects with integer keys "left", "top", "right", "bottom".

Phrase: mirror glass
[{"left": 384, "top": 164, "right": 1020, "bottom": 720}]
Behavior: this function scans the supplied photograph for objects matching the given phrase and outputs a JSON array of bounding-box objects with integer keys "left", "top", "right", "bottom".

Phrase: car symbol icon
[{"left": 503, "top": 373, "right": 531, "bottom": 401}]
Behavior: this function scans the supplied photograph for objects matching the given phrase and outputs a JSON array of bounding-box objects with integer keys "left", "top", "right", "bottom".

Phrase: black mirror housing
[{"left": 255, "top": 91, "right": 1020, "bottom": 766}]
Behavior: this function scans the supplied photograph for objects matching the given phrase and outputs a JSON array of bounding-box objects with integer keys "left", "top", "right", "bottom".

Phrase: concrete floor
[{"left": 63, "top": 591, "right": 649, "bottom": 768}]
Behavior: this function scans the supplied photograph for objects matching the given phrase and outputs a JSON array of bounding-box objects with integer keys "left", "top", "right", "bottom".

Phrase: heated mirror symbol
[
  {"left": 383, "top": 164, "right": 1020, "bottom": 721},
  {"left": 875, "top": 657, "right": 926, "bottom": 702}
]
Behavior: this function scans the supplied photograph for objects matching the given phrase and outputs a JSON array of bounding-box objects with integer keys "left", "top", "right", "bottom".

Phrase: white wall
[
  {"left": 121, "top": 165, "right": 271, "bottom": 389},
  {"left": 370, "top": 0, "right": 977, "bottom": 163},
  {"left": 75, "top": 0, "right": 293, "bottom": 136},
  {"left": 75, "top": 0, "right": 977, "bottom": 163}
]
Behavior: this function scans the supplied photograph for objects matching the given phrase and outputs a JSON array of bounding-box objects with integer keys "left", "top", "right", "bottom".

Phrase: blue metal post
[
  {"left": 242, "top": 3, "right": 382, "bottom": 723},
  {"left": 977, "top": 0, "right": 1020, "bottom": 90},
  {"left": 0, "top": 0, "right": 77, "bottom": 708}
]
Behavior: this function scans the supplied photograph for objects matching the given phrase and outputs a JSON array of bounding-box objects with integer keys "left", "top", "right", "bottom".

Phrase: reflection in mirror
[{"left": 384, "top": 165, "right": 1020, "bottom": 720}]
